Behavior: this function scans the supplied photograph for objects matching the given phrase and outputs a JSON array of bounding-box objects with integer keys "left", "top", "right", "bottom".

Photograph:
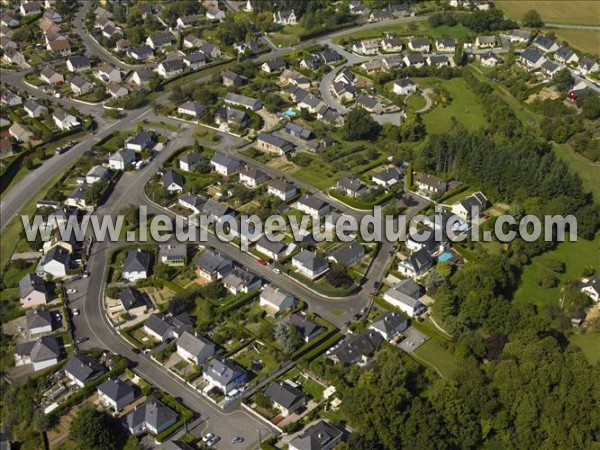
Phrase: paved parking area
[{"left": 396, "top": 326, "right": 429, "bottom": 353}]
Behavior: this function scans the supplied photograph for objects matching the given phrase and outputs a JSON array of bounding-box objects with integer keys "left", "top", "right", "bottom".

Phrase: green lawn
[
  {"left": 269, "top": 26, "right": 306, "bottom": 47},
  {"left": 406, "top": 93, "right": 427, "bottom": 111},
  {"left": 514, "top": 236, "right": 600, "bottom": 309},
  {"left": 283, "top": 368, "right": 326, "bottom": 400},
  {"left": 233, "top": 343, "right": 280, "bottom": 379},
  {"left": 412, "top": 339, "right": 458, "bottom": 379},
  {"left": 495, "top": 0, "right": 600, "bottom": 26},
  {"left": 548, "top": 28, "right": 600, "bottom": 56},
  {"left": 569, "top": 332, "right": 600, "bottom": 364},
  {"left": 420, "top": 77, "right": 488, "bottom": 134}
]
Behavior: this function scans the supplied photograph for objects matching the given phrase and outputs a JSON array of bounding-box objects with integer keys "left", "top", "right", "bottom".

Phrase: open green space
[
  {"left": 569, "top": 332, "right": 600, "bottom": 364},
  {"left": 514, "top": 236, "right": 599, "bottom": 309},
  {"left": 553, "top": 144, "right": 600, "bottom": 203},
  {"left": 419, "top": 77, "right": 488, "bottom": 134},
  {"left": 406, "top": 93, "right": 427, "bottom": 111},
  {"left": 412, "top": 339, "right": 458, "bottom": 379},
  {"left": 495, "top": 1, "right": 600, "bottom": 26},
  {"left": 548, "top": 28, "right": 600, "bottom": 56}
]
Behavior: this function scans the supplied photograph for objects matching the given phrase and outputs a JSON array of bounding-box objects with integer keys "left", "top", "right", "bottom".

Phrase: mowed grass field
[
  {"left": 553, "top": 143, "right": 600, "bottom": 203},
  {"left": 419, "top": 77, "right": 489, "bottom": 134},
  {"left": 496, "top": 1, "right": 600, "bottom": 26},
  {"left": 514, "top": 235, "right": 600, "bottom": 309},
  {"left": 547, "top": 28, "right": 600, "bottom": 56},
  {"left": 570, "top": 332, "right": 600, "bottom": 364}
]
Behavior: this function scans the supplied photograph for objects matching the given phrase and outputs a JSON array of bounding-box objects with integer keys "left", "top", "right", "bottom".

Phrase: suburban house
[
  {"left": 427, "top": 55, "right": 451, "bottom": 67},
  {"left": 23, "top": 100, "right": 47, "bottom": 119},
  {"left": 372, "top": 167, "right": 402, "bottom": 188},
  {"left": 176, "top": 14, "right": 198, "bottom": 29},
  {"left": 66, "top": 55, "right": 91, "bottom": 72},
  {"left": 288, "top": 421, "right": 343, "bottom": 450},
  {"left": 578, "top": 58, "right": 599, "bottom": 76},
  {"left": 179, "top": 193, "right": 205, "bottom": 215},
  {"left": 393, "top": 78, "right": 417, "bottom": 96},
  {"left": 328, "top": 243, "right": 365, "bottom": 267},
  {"left": 97, "top": 379, "right": 135, "bottom": 412},
  {"left": 533, "top": 35, "right": 559, "bottom": 53},
  {"left": 157, "top": 59, "right": 184, "bottom": 78},
  {"left": 352, "top": 39, "right": 379, "bottom": 55},
  {"left": 183, "top": 34, "right": 203, "bottom": 49},
  {"left": 199, "top": 42, "right": 221, "bottom": 59},
  {"left": 381, "top": 36, "right": 403, "bottom": 52},
  {"left": 194, "top": 250, "right": 232, "bottom": 281},
  {"left": 330, "top": 330, "right": 383, "bottom": 365},
  {"left": 205, "top": 4, "right": 226, "bottom": 21},
  {"left": 295, "top": 194, "right": 330, "bottom": 217},
  {"left": 332, "top": 81, "right": 357, "bottom": 101},
  {"left": 519, "top": 48, "right": 545, "bottom": 69},
  {"left": 41, "top": 245, "right": 70, "bottom": 278},
  {"left": 541, "top": 59, "right": 561, "bottom": 78},
  {"left": 415, "top": 173, "right": 447, "bottom": 195},
  {"left": 20, "top": 2, "right": 42, "bottom": 15},
  {"left": 369, "top": 9, "right": 393, "bottom": 22},
  {"left": 214, "top": 106, "right": 250, "bottom": 129},
  {"left": 261, "top": 58, "right": 286, "bottom": 74},
  {"left": 0, "top": 90, "right": 20, "bottom": 106},
  {"left": 85, "top": 165, "right": 110, "bottom": 184},
  {"left": 397, "top": 248, "right": 434, "bottom": 278},
  {"left": 122, "top": 249, "right": 152, "bottom": 281},
  {"left": 356, "top": 94, "right": 383, "bottom": 113},
  {"left": 405, "top": 225, "right": 447, "bottom": 254},
  {"left": 451, "top": 191, "right": 488, "bottom": 221},
  {"left": 115, "top": 38, "right": 129, "bottom": 52},
  {"left": 107, "top": 82, "right": 128, "bottom": 98},
  {"left": 128, "top": 46, "right": 153, "bottom": 61},
  {"left": 159, "top": 244, "right": 187, "bottom": 266},
  {"left": 15, "top": 336, "right": 61, "bottom": 372},
  {"left": 435, "top": 38, "right": 456, "bottom": 53},
  {"left": 224, "top": 92, "right": 262, "bottom": 111},
  {"left": 179, "top": 151, "right": 205, "bottom": 172},
  {"left": 268, "top": 179, "right": 298, "bottom": 201},
  {"left": 201, "top": 198, "right": 235, "bottom": 223},
  {"left": 221, "top": 70, "right": 247, "bottom": 88},
  {"left": 284, "top": 122, "right": 313, "bottom": 140},
  {"left": 108, "top": 149, "right": 135, "bottom": 170},
  {"left": 369, "top": 311, "right": 409, "bottom": 341},
  {"left": 123, "top": 398, "right": 178, "bottom": 436},
  {"left": 260, "top": 285, "right": 296, "bottom": 316},
  {"left": 119, "top": 287, "right": 149, "bottom": 316},
  {"left": 336, "top": 176, "right": 368, "bottom": 198},
  {"left": 40, "top": 66, "right": 64, "bottom": 84},
  {"left": 402, "top": 53, "right": 426, "bottom": 68},
  {"left": 283, "top": 313, "right": 324, "bottom": 342},
  {"left": 265, "top": 381, "right": 307, "bottom": 417},
  {"left": 255, "top": 237, "right": 289, "bottom": 262},
  {"left": 292, "top": 250, "right": 330, "bottom": 280},
  {"left": 163, "top": 169, "right": 185, "bottom": 193},
  {"left": 131, "top": 67, "right": 153, "bottom": 86},
  {"left": 52, "top": 109, "right": 80, "bottom": 131},
  {"left": 2, "top": 48, "right": 25, "bottom": 65},
  {"left": 222, "top": 268, "right": 262, "bottom": 295},
  {"left": 239, "top": 167, "right": 269, "bottom": 188},
  {"left": 64, "top": 355, "right": 106, "bottom": 387},
  {"left": 210, "top": 154, "right": 243, "bottom": 177},
  {"left": 19, "top": 273, "right": 49, "bottom": 308},
  {"left": 256, "top": 133, "right": 294, "bottom": 155},
  {"left": 579, "top": 276, "right": 600, "bottom": 302},
  {"left": 70, "top": 75, "right": 94, "bottom": 96},
  {"left": 47, "top": 38, "right": 72, "bottom": 56},
  {"left": 97, "top": 62, "right": 121, "bottom": 82},
  {"left": 408, "top": 37, "right": 430, "bottom": 52},
  {"left": 505, "top": 29, "right": 531, "bottom": 43},
  {"left": 273, "top": 10, "right": 297, "bottom": 25},
  {"left": 8, "top": 123, "right": 32, "bottom": 142},
  {"left": 146, "top": 32, "right": 173, "bottom": 50},
  {"left": 176, "top": 331, "right": 216, "bottom": 366},
  {"left": 480, "top": 51, "right": 501, "bottom": 67},
  {"left": 183, "top": 52, "right": 207, "bottom": 70},
  {"left": 384, "top": 281, "right": 426, "bottom": 317},
  {"left": 475, "top": 35, "right": 496, "bottom": 48},
  {"left": 126, "top": 130, "right": 154, "bottom": 152},
  {"left": 26, "top": 309, "right": 53, "bottom": 335},
  {"left": 143, "top": 313, "right": 193, "bottom": 342},
  {"left": 203, "top": 358, "right": 247, "bottom": 395},
  {"left": 554, "top": 46, "right": 579, "bottom": 64},
  {"left": 281, "top": 69, "right": 311, "bottom": 88}
]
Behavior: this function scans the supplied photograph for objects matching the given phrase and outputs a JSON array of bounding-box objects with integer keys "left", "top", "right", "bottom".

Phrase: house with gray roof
[
  {"left": 554, "top": 46, "right": 579, "bottom": 65},
  {"left": 163, "top": 169, "right": 184, "bottom": 193},
  {"left": 330, "top": 330, "right": 383, "bottom": 365},
  {"left": 143, "top": 313, "right": 193, "bottom": 342},
  {"left": 288, "top": 420, "right": 343, "bottom": 450},
  {"left": 295, "top": 194, "right": 330, "bottom": 217},
  {"left": 372, "top": 167, "right": 402, "bottom": 188},
  {"left": 268, "top": 179, "right": 298, "bottom": 201},
  {"left": 178, "top": 193, "right": 205, "bottom": 215},
  {"left": 177, "top": 331, "right": 216, "bottom": 366},
  {"left": 369, "top": 311, "right": 408, "bottom": 341},
  {"left": 15, "top": 336, "right": 61, "bottom": 371},
  {"left": 159, "top": 244, "right": 187, "bottom": 266},
  {"left": 260, "top": 285, "right": 296, "bottom": 316},
  {"left": 284, "top": 122, "right": 313, "bottom": 141},
  {"left": 265, "top": 381, "right": 307, "bottom": 416},
  {"left": 123, "top": 398, "right": 178, "bottom": 435},
  {"left": 210, "top": 154, "right": 243, "bottom": 177},
  {"left": 261, "top": 57, "right": 286, "bottom": 73},
  {"left": 64, "top": 354, "right": 106, "bottom": 387},
  {"left": 119, "top": 286, "right": 149, "bottom": 314},
  {"left": 23, "top": 99, "right": 47, "bottom": 119},
  {"left": 435, "top": 38, "right": 456, "bottom": 53},
  {"left": 128, "top": 46, "right": 153, "bottom": 61},
  {"left": 397, "top": 248, "right": 434, "bottom": 279},
  {"left": 179, "top": 151, "right": 205, "bottom": 172},
  {"left": 26, "top": 309, "right": 53, "bottom": 335},
  {"left": 41, "top": 245, "right": 69, "bottom": 278},
  {"left": 66, "top": 55, "right": 91, "bottom": 72},
  {"left": 201, "top": 198, "right": 235, "bottom": 223},
  {"left": 19, "top": 273, "right": 49, "bottom": 308},
  {"left": 451, "top": 191, "right": 488, "bottom": 221},
  {"left": 239, "top": 167, "right": 269, "bottom": 188},
  {"left": 408, "top": 37, "right": 430, "bottom": 52},
  {"left": 292, "top": 250, "right": 330, "bottom": 280},
  {"left": 177, "top": 101, "right": 205, "bottom": 119},
  {"left": 221, "top": 70, "right": 247, "bottom": 87},
  {"left": 533, "top": 35, "right": 559, "bottom": 53},
  {"left": 336, "top": 176, "right": 368, "bottom": 198},
  {"left": 194, "top": 250, "right": 233, "bottom": 281},
  {"left": 123, "top": 249, "right": 152, "bottom": 281},
  {"left": 283, "top": 313, "right": 324, "bottom": 342},
  {"left": 256, "top": 133, "right": 295, "bottom": 155},
  {"left": 384, "top": 278, "right": 426, "bottom": 316},
  {"left": 224, "top": 92, "right": 262, "bottom": 111},
  {"left": 328, "top": 243, "right": 365, "bottom": 267},
  {"left": 214, "top": 106, "right": 251, "bottom": 129},
  {"left": 109, "top": 149, "right": 136, "bottom": 170},
  {"left": 203, "top": 358, "right": 247, "bottom": 395},
  {"left": 519, "top": 48, "right": 545, "bottom": 69},
  {"left": 126, "top": 130, "right": 155, "bottom": 152},
  {"left": 97, "top": 379, "right": 135, "bottom": 411},
  {"left": 222, "top": 268, "right": 262, "bottom": 295},
  {"left": 255, "top": 236, "right": 289, "bottom": 261},
  {"left": 356, "top": 94, "right": 383, "bottom": 113}
]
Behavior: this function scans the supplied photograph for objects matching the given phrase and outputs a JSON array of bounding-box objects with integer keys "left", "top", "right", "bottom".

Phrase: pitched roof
[
  {"left": 98, "top": 378, "right": 134, "bottom": 402},
  {"left": 204, "top": 358, "right": 246, "bottom": 385},
  {"left": 268, "top": 179, "right": 296, "bottom": 194},
  {"left": 370, "top": 311, "right": 408, "bottom": 335},
  {"left": 120, "top": 286, "right": 148, "bottom": 310},
  {"left": 16, "top": 336, "right": 61, "bottom": 362},
  {"left": 42, "top": 245, "right": 69, "bottom": 266},
  {"left": 194, "top": 249, "right": 232, "bottom": 274},
  {"left": 256, "top": 236, "right": 287, "bottom": 254},
  {"left": 293, "top": 250, "right": 328, "bottom": 271},
  {"left": 64, "top": 355, "right": 106, "bottom": 384},
  {"left": 124, "top": 398, "right": 178, "bottom": 432},
  {"left": 265, "top": 381, "right": 306, "bottom": 408},
  {"left": 177, "top": 331, "right": 214, "bottom": 358},
  {"left": 284, "top": 313, "right": 323, "bottom": 340},
  {"left": 329, "top": 242, "right": 365, "bottom": 266},
  {"left": 26, "top": 309, "right": 52, "bottom": 330},
  {"left": 331, "top": 330, "right": 383, "bottom": 364},
  {"left": 163, "top": 169, "right": 184, "bottom": 188},
  {"left": 297, "top": 194, "right": 328, "bottom": 212},
  {"left": 19, "top": 273, "right": 47, "bottom": 298},
  {"left": 260, "top": 284, "right": 294, "bottom": 307},
  {"left": 179, "top": 151, "right": 204, "bottom": 166},
  {"left": 289, "top": 421, "right": 343, "bottom": 450},
  {"left": 123, "top": 249, "right": 151, "bottom": 273}
]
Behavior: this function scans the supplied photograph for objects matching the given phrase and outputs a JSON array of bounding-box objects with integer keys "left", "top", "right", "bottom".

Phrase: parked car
[
  {"left": 83, "top": 271, "right": 90, "bottom": 278},
  {"left": 75, "top": 337, "right": 88, "bottom": 344},
  {"left": 232, "top": 436, "right": 244, "bottom": 444},
  {"left": 257, "top": 259, "right": 267, "bottom": 266},
  {"left": 66, "top": 289, "right": 77, "bottom": 294},
  {"left": 72, "top": 308, "right": 80, "bottom": 316},
  {"left": 273, "top": 267, "right": 281, "bottom": 274}
]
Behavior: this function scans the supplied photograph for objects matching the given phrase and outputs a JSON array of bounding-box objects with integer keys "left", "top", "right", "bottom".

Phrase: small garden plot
[
  {"left": 2, "top": 259, "right": 37, "bottom": 288},
  {"left": 140, "top": 285, "right": 176, "bottom": 307},
  {"left": 281, "top": 368, "right": 326, "bottom": 400},
  {"left": 232, "top": 341, "right": 282, "bottom": 379},
  {"left": 169, "top": 203, "right": 195, "bottom": 217},
  {"left": 130, "top": 328, "right": 160, "bottom": 349},
  {"left": 209, "top": 323, "right": 252, "bottom": 352}
]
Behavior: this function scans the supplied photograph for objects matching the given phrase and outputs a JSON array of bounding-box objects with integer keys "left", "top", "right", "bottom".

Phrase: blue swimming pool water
[
  {"left": 438, "top": 252, "right": 453, "bottom": 262},
  {"left": 284, "top": 109, "right": 297, "bottom": 117}
]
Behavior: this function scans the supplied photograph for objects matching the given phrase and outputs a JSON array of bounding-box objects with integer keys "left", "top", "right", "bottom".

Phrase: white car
[
  {"left": 72, "top": 308, "right": 80, "bottom": 316},
  {"left": 66, "top": 289, "right": 77, "bottom": 294},
  {"left": 203, "top": 433, "right": 215, "bottom": 443},
  {"left": 273, "top": 267, "right": 281, "bottom": 274},
  {"left": 206, "top": 436, "right": 220, "bottom": 447}
]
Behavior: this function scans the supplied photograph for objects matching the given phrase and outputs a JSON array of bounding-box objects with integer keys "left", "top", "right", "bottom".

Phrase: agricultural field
[
  {"left": 553, "top": 143, "right": 600, "bottom": 203},
  {"left": 495, "top": 1, "right": 600, "bottom": 26},
  {"left": 548, "top": 28, "right": 600, "bottom": 56}
]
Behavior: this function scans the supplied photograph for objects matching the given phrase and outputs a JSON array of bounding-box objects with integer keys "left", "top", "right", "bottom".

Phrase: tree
[
  {"left": 254, "top": 391, "right": 272, "bottom": 409},
  {"left": 69, "top": 406, "right": 122, "bottom": 450},
  {"left": 522, "top": 10, "right": 544, "bottom": 27},
  {"left": 325, "top": 264, "right": 353, "bottom": 288},
  {"left": 553, "top": 69, "right": 573, "bottom": 91},
  {"left": 343, "top": 108, "right": 381, "bottom": 141}
]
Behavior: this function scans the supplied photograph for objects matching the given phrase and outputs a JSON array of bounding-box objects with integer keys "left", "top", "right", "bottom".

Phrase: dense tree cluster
[{"left": 343, "top": 108, "right": 381, "bottom": 141}]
